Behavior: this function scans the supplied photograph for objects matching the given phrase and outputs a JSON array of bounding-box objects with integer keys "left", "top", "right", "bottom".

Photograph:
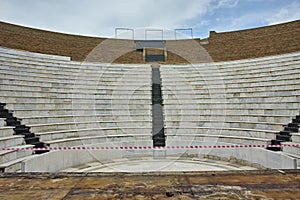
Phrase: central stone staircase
[{"left": 152, "top": 65, "right": 165, "bottom": 146}]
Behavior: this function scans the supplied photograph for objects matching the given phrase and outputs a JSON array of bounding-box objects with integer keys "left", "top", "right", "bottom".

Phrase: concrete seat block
[
  {"left": 12, "top": 108, "right": 151, "bottom": 117},
  {"left": 165, "top": 135, "right": 270, "bottom": 146},
  {"left": 0, "top": 47, "right": 71, "bottom": 61},
  {"left": 291, "top": 133, "right": 300, "bottom": 143},
  {"left": 163, "top": 102, "right": 299, "bottom": 109},
  {"left": 164, "top": 114, "right": 292, "bottom": 124},
  {"left": 0, "top": 127, "right": 15, "bottom": 137},
  {"left": 37, "top": 127, "right": 152, "bottom": 142},
  {"left": 164, "top": 127, "right": 276, "bottom": 139},
  {"left": 0, "top": 118, "right": 6, "bottom": 127},
  {"left": 21, "top": 114, "right": 151, "bottom": 124},
  {"left": 164, "top": 121, "right": 283, "bottom": 131},
  {"left": 5, "top": 101, "right": 151, "bottom": 110},
  {"left": 163, "top": 108, "right": 298, "bottom": 116},
  {"left": 44, "top": 135, "right": 152, "bottom": 148},
  {"left": 0, "top": 136, "right": 25, "bottom": 148},
  {"left": 30, "top": 120, "right": 151, "bottom": 132}
]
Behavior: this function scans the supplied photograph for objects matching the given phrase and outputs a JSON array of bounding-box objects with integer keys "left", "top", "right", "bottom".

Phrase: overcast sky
[{"left": 0, "top": 0, "right": 299, "bottom": 39}]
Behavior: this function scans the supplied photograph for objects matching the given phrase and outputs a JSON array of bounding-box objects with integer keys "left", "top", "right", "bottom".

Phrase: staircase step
[
  {"left": 24, "top": 137, "right": 40, "bottom": 144},
  {"left": 266, "top": 146, "right": 282, "bottom": 151},
  {"left": 14, "top": 126, "right": 31, "bottom": 134},
  {"left": 284, "top": 126, "right": 298, "bottom": 132},
  {"left": 154, "top": 141, "right": 165, "bottom": 146},
  {"left": 6, "top": 121, "right": 21, "bottom": 126},
  {"left": 279, "top": 131, "right": 291, "bottom": 136},
  {"left": 0, "top": 111, "right": 13, "bottom": 118},
  {"left": 288, "top": 123, "right": 299, "bottom": 128},
  {"left": 18, "top": 132, "right": 35, "bottom": 138},
  {"left": 15, "top": 125, "right": 30, "bottom": 129},
  {"left": 271, "top": 139, "right": 284, "bottom": 145},
  {"left": 292, "top": 118, "right": 300, "bottom": 124},
  {"left": 276, "top": 135, "right": 291, "bottom": 141},
  {"left": 0, "top": 104, "right": 6, "bottom": 109},
  {"left": 0, "top": 102, "right": 48, "bottom": 156},
  {"left": 31, "top": 141, "right": 46, "bottom": 148},
  {"left": 5, "top": 117, "right": 21, "bottom": 126}
]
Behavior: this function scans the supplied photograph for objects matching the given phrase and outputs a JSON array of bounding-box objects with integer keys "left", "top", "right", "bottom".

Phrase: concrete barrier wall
[{"left": 22, "top": 141, "right": 296, "bottom": 172}]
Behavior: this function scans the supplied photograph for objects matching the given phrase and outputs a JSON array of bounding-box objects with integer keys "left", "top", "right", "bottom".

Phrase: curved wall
[
  {"left": 0, "top": 21, "right": 105, "bottom": 61},
  {"left": 203, "top": 20, "right": 300, "bottom": 61},
  {"left": 0, "top": 20, "right": 300, "bottom": 63}
]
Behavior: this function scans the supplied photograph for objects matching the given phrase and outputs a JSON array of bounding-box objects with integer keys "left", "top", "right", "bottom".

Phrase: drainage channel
[{"left": 151, "top": 64, "right": 166, "bottom": 147}]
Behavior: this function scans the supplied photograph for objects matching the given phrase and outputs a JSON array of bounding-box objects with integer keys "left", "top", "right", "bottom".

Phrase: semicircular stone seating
[
  {"left": 0, "top": 47, "right": 152, "bottom": 172},
  {"left": 0, "top": 46, "right": 299, "bottom": 172},
  {"left": 160, "top": 52, "right": 300, "bottom": 168}
]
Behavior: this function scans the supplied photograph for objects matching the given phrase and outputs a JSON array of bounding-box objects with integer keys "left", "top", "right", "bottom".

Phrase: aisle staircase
[
  {"left": 268, "top": 114, "right": 300, "bottom": 151},
  {"left": 152, "top": 65, "right": 165, "bottom": 146},
  {"left": 0, "top": 103, "right": 48, "bottom": 154}
]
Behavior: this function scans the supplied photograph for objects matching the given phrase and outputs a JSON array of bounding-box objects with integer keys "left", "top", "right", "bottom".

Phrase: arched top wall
[{"left": 0, "top": 20, "right": 299, "bottom": 63}]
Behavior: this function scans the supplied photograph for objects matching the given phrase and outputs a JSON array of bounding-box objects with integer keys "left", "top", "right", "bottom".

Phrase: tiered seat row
[
  {"left": 161, "top": 52, "right": 300, "bottom": 154},
  {"left": 0, "top": 47, "right": 152, "bottom": 171}
]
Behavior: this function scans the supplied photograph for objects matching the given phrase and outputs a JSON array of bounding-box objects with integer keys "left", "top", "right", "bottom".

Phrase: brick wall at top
[
  {"left": 202, "top": 20, "right": 300, "bottom": 61},
  {"left": 0, "top": 21, "right": 104, "bottom": 61},
  {"left": 0, "top": 20, "right": 299, "bottom": 63}
]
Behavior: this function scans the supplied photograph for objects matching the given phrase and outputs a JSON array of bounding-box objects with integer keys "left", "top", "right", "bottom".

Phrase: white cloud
[
  {"left": 0, "top": 0, "right": 213, "bottom": 37},
  {"left": 1, "top": 0, "right": 297, "bottom": 39},
  {"left": 266, "top": 2, "right": 300, "bottom": 25},
  {"left": 216, "top": 0, "right": 239, "bottom": 8}
]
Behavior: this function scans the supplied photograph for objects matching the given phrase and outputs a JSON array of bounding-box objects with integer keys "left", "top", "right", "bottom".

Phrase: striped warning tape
[{"left": 1, "top": 144, "right": 299, "bottom": 151}]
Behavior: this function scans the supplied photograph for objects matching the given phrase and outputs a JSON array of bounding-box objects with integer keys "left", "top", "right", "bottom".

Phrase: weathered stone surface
[{"left": 0, "top": 170, "right": 299, "bottom": 199}]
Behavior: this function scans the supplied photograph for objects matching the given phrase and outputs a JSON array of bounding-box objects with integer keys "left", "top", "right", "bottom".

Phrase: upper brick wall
[
  {"left": 202, "top": 20, "right": 300, "bottom": 61},
  {"left": 0, "top": 20, "right": 299, "bottom": 63},
  {"left": 0, "top": 21, "right": 105, "bottom": 61}
]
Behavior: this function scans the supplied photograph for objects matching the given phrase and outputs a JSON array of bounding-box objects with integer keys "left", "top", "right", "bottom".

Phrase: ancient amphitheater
[{"left": 0, "top": 20, "right": 299, "bottom": 199}]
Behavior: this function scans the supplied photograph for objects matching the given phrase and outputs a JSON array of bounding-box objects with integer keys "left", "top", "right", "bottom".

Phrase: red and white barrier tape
[{"left": 1, "top": 144, "right": 299, "bottom": 151}]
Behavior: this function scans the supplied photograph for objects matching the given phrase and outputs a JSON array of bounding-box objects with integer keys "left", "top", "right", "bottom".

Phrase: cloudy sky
[{"left": 0, "top": 0, "right": 299, "bottom": 39}]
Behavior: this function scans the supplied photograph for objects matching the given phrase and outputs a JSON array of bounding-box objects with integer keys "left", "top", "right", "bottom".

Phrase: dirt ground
[{"left": 0, "top": 170, "right": 299, "bottom": 199}]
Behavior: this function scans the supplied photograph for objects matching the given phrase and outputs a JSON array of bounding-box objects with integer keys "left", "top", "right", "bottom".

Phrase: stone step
[
  {"left": 29, "top": 120, "right": 151, "bottom": 133},
  {"left": 21, "top": 114, "right": 151, "bottom": 124},
  {"left": 291, "top": 133, "right": 300, "bottom": 143},
  {"left": 13, "top": 125, "right": 31, "bottom": 134},
  {"left": 164, "top": 127, "right": 276, "bottom": 139},
  {"left": 0, "top": 47, "right": 71, "bottom": 61},
  {"left": 163, "top": 102, "right": 300, "bottom": 109},
  {"left": 284, "top": 126, "right": 298, "bottom": 132},
  {"left": 0, "top": 118, "right": 6, "bottom": 127},
  {"left": 0, "top": 135, "right": 25, "bottom": 148},
  {"left": 36, "top": 127, "right": 152, "bottom": 142},
  {"left": 45, "top": 134, "right": 152, "bottom": 148},
  {"left": 164, "top": 109, "right": 298, "bottom": 116},
  {"left": 0, "top": 127, "right": 15, "bottom": 137},
  {"left": 24, "top": 137, "right": 40, "bottom": 144},
  {"left": 165, "top": 134, "right": 270, "bottom": 146},
  {"left": 276, "top": 134, "right": 291, "bottom": 142},
  {"left": 164, "top": 121, "right": 283, "bottom": 131},
  {"left": 12, "top": 108, "right": 151, "bottom": 117}
]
